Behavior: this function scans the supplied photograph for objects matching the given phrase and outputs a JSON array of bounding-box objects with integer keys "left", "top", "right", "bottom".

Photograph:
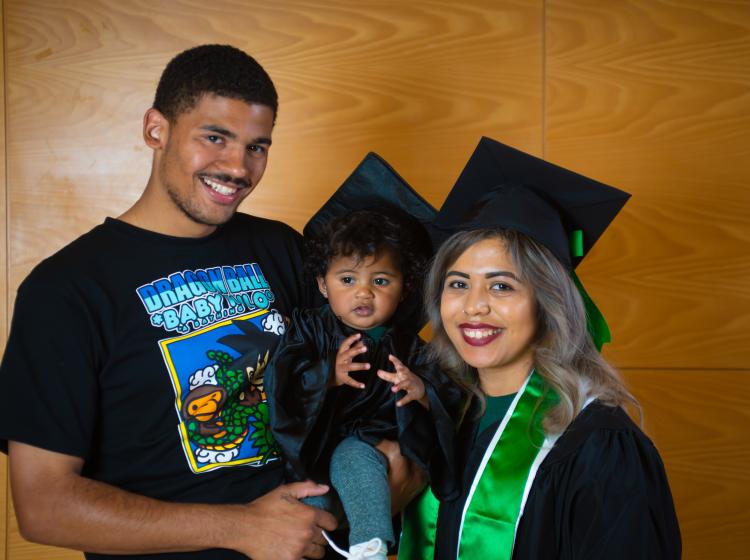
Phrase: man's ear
[
  {"left": 143, "top": 108, "right": 169, "bottom": 149},
  {"left": 316, "top": 276, "right": 328, "bottom": 299}
]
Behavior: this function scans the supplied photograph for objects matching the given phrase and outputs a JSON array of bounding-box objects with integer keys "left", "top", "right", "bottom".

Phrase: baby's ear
[{"left": 316, "top": 276, "right": 328, "bottom": 299}]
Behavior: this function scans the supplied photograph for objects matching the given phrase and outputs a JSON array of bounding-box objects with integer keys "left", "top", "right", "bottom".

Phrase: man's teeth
[
  {"left": 463, "top": 328, "right": 500, "bottom": 339},
  {"left": 203, "top": 177, "right": 237, "bottom": 196}
]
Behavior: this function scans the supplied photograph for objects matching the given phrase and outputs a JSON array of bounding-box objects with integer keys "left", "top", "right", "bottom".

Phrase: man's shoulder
[
  {"left": 227, "top": 212, "right": 302, "bottom": 240},
  {"left": 24, "top": 221, "right": 114, "bottom": 287}
]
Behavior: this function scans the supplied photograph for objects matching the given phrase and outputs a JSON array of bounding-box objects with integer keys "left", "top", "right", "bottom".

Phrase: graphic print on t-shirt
[{"left": 136, "top": 263, "right": 285, "bottom": 474}]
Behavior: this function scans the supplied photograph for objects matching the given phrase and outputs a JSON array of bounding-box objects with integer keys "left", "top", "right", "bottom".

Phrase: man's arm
[
  {"left": 375, "top": 439, "right": 427, "bottom": 515},
  {"left": 9, "top": 441, "right": 337, "bottom": 560}
]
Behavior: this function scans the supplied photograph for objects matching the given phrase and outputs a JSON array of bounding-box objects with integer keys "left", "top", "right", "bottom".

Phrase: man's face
[{"left": 148, "top": 94, "right": 275, "bottom": 236}]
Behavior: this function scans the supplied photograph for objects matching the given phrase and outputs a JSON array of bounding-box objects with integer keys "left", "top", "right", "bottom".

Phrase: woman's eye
[
  {"left": 446, "top": 280, "right": 467, "bottom": 290},
  {"left": 490, "top": 282, "right": 513, "bottom": 291}
]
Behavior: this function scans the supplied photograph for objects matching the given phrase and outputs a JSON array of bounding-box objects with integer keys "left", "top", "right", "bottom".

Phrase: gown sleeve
[
  {"left": 513, "top": 405, "right": 681, "bottom": 560},
  {"left": 395, "top": 342, "right": 466, "bottom": 501},
  {"left": 265, "top": 309, "right": 338, "bottom": 482}
]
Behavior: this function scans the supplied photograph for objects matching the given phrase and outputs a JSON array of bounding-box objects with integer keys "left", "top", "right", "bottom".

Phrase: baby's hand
[
  {"left": 333, "top": 333, "right": 370, "bottom": 389},
  {"left": 377, "top": 354, "right": 430, "bottom": 409}
]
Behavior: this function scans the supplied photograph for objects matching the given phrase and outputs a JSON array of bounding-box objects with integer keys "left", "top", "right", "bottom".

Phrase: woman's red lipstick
[{"left": 459, "top": 323, "right": 501, "bottom": 347}]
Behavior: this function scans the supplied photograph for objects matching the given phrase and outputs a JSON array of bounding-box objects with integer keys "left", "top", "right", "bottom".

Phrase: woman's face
[{"left": 439, "top": 237, "right": 537, "bottom": 395}]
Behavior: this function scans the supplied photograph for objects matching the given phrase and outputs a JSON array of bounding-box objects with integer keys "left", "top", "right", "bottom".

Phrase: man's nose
[{"left": 219, "top": 145, "right": 249, "bottom": 183}]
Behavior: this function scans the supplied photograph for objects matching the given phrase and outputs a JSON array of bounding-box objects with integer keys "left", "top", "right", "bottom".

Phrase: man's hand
[
  {"left": 377, "top": 354, "right": 429, "bottom": 409},
  {"left": 333, "top": 333, "right": 369, "bottom": 388},
  {"left": 8, "top": 441, "right": 337, "bottom": 558},
  {"left": 234, "top": 481, "right": 338, "bottom": 560},
  {"left": 375, "top": 439, "right": 428, "bottom": 515}
]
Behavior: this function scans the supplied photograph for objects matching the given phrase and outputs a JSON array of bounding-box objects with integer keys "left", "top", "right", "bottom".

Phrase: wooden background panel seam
[{"left": 2, "top": 0, "right": 9, "bottom": 556}]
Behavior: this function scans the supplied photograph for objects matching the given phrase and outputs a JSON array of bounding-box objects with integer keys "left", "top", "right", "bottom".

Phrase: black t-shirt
[{"left": 0, "top": 214, "right": 318, "bottom": 559}]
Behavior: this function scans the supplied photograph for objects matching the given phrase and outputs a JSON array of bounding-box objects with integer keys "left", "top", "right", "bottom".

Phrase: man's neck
[{"left": 118, "top": 189, "right": 219, "bottom": 238}]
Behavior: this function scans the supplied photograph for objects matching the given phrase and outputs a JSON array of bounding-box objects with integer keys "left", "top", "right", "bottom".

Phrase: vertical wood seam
[
  {"left": 541, "top": 0, "right": 547, "bottom": 159},
  {"left": 2, "top": 0, "right": 8, "bottom": 556}
]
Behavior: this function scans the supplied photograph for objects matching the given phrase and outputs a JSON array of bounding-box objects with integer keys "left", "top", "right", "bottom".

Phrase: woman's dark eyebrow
[
  {"left": 485, "top": 271, "right": 520, "bottom": 281},
  {"left": 445, "top": 270, "right": 520, "bottom": 281}
]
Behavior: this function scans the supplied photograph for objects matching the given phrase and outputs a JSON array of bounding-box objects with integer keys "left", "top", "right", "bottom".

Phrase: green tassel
[
  {"left": 571, "top": 271, "right": 611, "bottom": 351},
  {"left": 570, "top": 229, "right": 584, "bottom": 258}
]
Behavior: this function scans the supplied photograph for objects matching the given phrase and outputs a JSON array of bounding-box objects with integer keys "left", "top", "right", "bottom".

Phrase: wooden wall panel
[
  {"left": 546, "top": 0, "right": 750, "bottom": 370},
  {"left": 3, "top": 1, "right": 543, "bottom": 558},
  {"left": 625, "top": 369, "right": 750, "bottom": 560},
  {"left": 4, "top": 1, "right": 749, "bottom": 559},
  {"left": 6, "top": 0, "right": 543, "bottom": 289},
  {"left": 2, "top": 0, "right": 8, "bottom": 556}
]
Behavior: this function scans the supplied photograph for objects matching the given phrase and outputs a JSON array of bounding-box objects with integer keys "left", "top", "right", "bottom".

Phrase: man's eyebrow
[
  {"left": 199, "top": 125, "right": 273, "bottom": 147},
  {"left": 200, "top": 125, "right": 236, "bottom": 139}
]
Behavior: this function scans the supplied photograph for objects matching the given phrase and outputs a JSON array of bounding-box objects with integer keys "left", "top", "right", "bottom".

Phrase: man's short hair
[{"left": 153, "top": 44, "right": 278, "bottom": 122}]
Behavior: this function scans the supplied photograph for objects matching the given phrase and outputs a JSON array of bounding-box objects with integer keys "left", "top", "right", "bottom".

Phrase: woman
[{"left": 399, "top": 138, "right": 681, "bottom": 559}]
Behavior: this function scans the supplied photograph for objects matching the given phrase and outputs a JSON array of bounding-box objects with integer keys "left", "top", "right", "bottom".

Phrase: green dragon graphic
[{"left": 181, "top": 349, "right": 278, "bottom": 464}]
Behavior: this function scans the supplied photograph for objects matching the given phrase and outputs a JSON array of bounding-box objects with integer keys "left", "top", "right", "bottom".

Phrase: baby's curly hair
[{"left": 305, "top": 208, "right": 432, "bottom": 295}]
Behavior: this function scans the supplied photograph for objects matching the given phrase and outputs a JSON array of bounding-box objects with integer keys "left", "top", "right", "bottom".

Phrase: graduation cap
[
  {"left": 303, "top": 152, "right": 438, "bottom": 331},
  {"left": 433, "top": 137, "right": 630, "bottom": 269},
  {"left": 434, "top": 137, "right": 631, "bottom": 348},
  {"left": 304, "top": 152, "right": 437, "bottom": 244}
]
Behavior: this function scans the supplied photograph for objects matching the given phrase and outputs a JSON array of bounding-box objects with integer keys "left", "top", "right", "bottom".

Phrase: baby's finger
[
  {"left": 377, "top": 370, "right": 398, "bottom": 384},
  {"left": 342, "top": 361, "right": 370, "bottom": 373},
  {"left": 388, "top": 354, "right": 406, "bottom": 372},
  {"left": 396, "top": 392, "right": 416, "bottom": 407},
  {"left": 343, "top": 341, "right": 368, "bottom": 360},
  {"left": 339, "top": 333, "right": 362, "bottom": 352},
  {"left": 339, "top": 373, "right": 366, "bottom": 389}
]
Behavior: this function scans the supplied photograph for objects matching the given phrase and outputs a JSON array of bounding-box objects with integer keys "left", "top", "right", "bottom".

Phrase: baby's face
[{"left": 317, "top": 249, "right": 404, "bottom": 330}]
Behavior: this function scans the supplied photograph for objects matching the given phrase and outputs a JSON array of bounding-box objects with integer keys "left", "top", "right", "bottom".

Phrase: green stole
[{"left": 399, "top": 370, "right": 559, "bottom": 559}]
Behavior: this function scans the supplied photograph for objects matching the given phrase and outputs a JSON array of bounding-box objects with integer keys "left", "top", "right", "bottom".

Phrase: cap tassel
[
  {"left": 569, "top": 229, "right": 584, "bottom": 259},
  {"left": 570, "top": 271, "right": 611, "bottom": 352}
]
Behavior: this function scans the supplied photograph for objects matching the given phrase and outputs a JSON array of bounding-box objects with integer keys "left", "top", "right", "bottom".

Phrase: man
[{"left": 0, "top": 44, "right": 345, "bottom": 560}]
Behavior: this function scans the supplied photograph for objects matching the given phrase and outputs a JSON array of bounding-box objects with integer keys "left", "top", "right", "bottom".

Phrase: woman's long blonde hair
[{"left": 424, "top": 229, "right": 637, "bottom": 434}]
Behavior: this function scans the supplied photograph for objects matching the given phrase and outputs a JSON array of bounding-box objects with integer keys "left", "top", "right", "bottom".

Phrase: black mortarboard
[
  {"left": 303, "top": 152, "right": 437, "bottom": 244},
  {"left": 303, "top": 152, "right": 438, "bottom": 331},
  {"left": 433, "top": 137, "right": 631, "bottom": 269}
]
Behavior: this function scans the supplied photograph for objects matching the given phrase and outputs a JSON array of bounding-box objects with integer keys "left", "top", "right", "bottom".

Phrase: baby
[{"left": 267, "top": 208, "right": 458, "bottom": 560}]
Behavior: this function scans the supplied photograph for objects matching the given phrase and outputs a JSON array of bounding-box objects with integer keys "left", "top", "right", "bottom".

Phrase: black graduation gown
[
  {"left": 266, "top": 305, "right": 463, "bottom": 499},
  {"left": 434, "top": 401, "right": 681, "bottom": 559}
]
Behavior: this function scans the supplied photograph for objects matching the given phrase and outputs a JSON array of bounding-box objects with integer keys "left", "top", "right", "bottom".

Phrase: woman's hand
[
  {"left": 333, "top": 333, "right": 369, "bottom": 388},
  {"left": 377, "top": 354, "right": 430, "bottom": 409}
]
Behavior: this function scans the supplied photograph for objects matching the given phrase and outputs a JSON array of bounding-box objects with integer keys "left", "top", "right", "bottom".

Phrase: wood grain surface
[
  {"left": 3, "top": 1, "right": 543, "bottom": 558},
  {"left": 624, "top": 368, "right": 750, "bottom": 560},
  {"left": 2, "top": 1, "right": 8, "bottom": 556},
  {"left": 546, "top": 0, "right": 750, "bottom": 370},
  {"left": 5, "top": 0, "right": 543, "bottom": 289},
  {"left": 1, "top": 1, "right": 749, "bottom": 559}
]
